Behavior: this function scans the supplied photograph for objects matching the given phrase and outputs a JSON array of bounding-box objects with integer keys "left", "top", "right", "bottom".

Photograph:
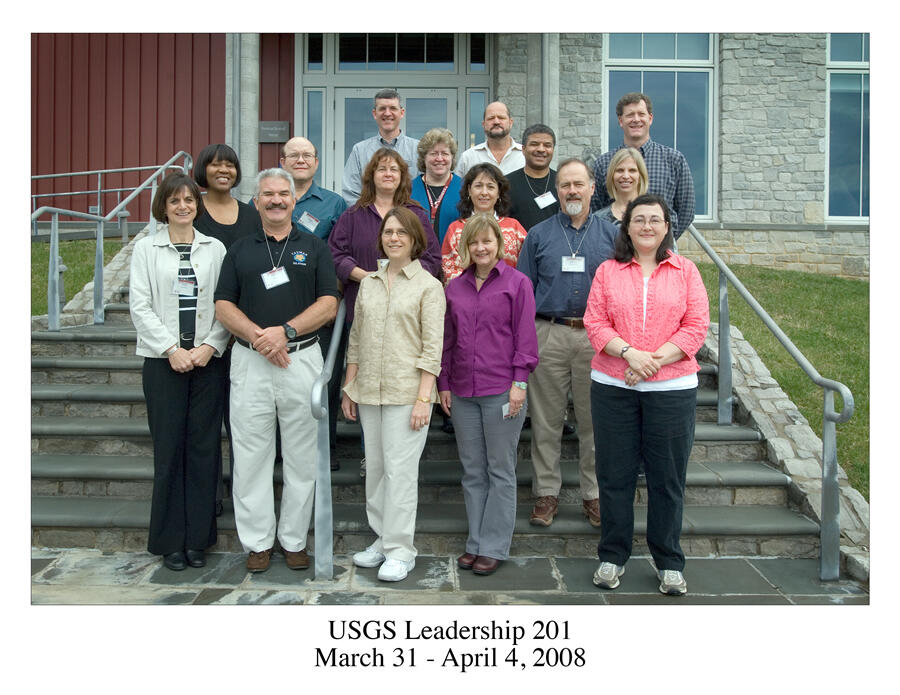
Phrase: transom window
[{"left": 605, "top": 33, "right": 715, "bottom": 218}]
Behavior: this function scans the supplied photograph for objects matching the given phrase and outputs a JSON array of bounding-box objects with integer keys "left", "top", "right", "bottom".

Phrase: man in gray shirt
[{"left": 341, "top": 89, "right": 419, "bottom": 206}]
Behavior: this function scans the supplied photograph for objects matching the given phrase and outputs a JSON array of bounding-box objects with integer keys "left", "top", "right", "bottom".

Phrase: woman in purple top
[
  {"left": 438, "top": 213, "right": 539, "bottom": 575},
  {"left": 328, "top": 147, "right": 442, "bottom": 324}
]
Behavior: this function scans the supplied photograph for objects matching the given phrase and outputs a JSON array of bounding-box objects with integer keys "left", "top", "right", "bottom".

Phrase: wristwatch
[
  {"left": 620, "top": 345, "right": 631, "bottom": 358},
  {"left": 283, "top": 323, "right": 297, "bottom": 340},
  {"left": 512, "top": 381, "right": 528, "bottom": 390}
]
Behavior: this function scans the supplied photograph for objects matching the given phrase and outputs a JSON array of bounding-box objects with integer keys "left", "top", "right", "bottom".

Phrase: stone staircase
[{"left": 31, "top": 306, "right": 822, "bottom": 559}]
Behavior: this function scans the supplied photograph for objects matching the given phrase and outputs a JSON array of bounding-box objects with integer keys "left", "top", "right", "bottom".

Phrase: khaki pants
[{"left": 528, "top": 319, "right": 598, "bottom": 500}]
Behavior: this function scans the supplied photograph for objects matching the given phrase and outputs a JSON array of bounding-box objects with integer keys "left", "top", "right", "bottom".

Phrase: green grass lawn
[
  {"left": 696, "top": 263, "right": 869, "bottom": 499},
  {"left": 31, "top": 239, "right": 121, "bottom": 316}
]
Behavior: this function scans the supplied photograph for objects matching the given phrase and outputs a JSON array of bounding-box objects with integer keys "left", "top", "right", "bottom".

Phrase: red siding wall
[
  {"left": 258, "top": 34, "right": 295, "bottom": 171},
  {"left": 31, "top": 33, "right": 226, "bottom": 222}
]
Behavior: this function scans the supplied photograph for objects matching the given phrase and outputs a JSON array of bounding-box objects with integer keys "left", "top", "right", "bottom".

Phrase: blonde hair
[
  {"left": 605, "top": 147, "right": 649, "bottom": 201},
  {"left": 457, "top": 213, "right": 504, "bottom": 269}
]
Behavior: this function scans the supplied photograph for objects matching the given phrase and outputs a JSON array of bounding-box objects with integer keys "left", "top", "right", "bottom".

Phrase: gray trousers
[{"left": 452, "top": 391, "right": 526, "bottom": 561}]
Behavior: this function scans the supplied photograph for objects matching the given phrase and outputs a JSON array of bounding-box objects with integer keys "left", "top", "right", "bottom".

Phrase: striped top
[{"left": 173, "top": 243, "right": 197, "bottom": 342}]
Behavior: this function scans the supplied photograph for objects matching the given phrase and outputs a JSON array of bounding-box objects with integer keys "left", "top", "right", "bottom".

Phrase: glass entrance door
[{"left": 330, "top": 88, "right": 458, "bottom": 191}]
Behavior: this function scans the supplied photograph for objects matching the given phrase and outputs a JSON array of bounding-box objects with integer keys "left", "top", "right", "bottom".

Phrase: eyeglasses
[
  {"left": 382, "top": 228, "right": 409, "bottom": 238},
  {"left": 283, "top": 152, "right": 316, "bottom": 163},
  {"left": 630, "top": 216, "right": 666, "bottom": 228}
]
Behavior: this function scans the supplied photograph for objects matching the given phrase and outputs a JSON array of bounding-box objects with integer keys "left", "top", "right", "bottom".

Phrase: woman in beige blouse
[{"left": 341, "top": 206, "right": 446, "bottom": 582}]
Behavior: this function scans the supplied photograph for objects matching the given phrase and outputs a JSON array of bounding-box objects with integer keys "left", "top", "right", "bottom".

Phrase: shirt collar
[
  {"left": 255, "top": 222, "right": 301, "bottom": 243},
  {"left": 378, "top": 131, "right": 405, "bottom": 146},
  {"left": 151, "top": 225, "right": 210, "bottom": 246},
  {"left": 297, "top": 181, "right": 324, "bottom": 203},
  {"left": 473, "top": 139, "right": 522, "bottom": 153},
  {"left": 374, "top": 257, "right": 423, "bottom": 280},
  {"left": 463, "top": 259, "right": 506, "bottom": 286},
  {"left": 620, "top": 249, "right": 681, "bottom": 270}
]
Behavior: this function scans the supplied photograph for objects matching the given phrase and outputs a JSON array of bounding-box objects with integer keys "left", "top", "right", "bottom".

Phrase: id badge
[
  {"left": 502, "top": 402, "right": 511, "bottom": 419},
  {"left": 174, "top": 277, "right": 196, "bottom": 296},
  {"left": 261, "top": 266, "right": 290, "bottom": 289},
  {"left": 561, "top": 255, "right": 586, "bottom": 273},
  {"left": 299, "top": 210, "right": 320, "bottom": 234},
  {"left": 534, "top": 191, "right": 556, "bottom": 209}
]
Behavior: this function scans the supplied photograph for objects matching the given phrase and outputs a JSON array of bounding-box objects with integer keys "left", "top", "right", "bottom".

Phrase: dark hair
[
  {"left": 615, "top": 193, "right": 673, "bottom": 263},
  {"left": 377, "top": 207, "right": 427, "bottom": 261},
  {"left": 457, "top": 162, "right": 510, "bottom": 218},
  {"left": 615, "top": 92, "right": 653, "bottom": 117},
  {"left": 374, "top": 89, "right": 402, "bottom": 105},
  {"left": 521, "top": 123, "right": 556, "bottom": 147},
  {"left": 355, "top": 148, "right": 417, "bottom": 210},
  {"left": 152, "top": 173, "right": 206, "bottom": 223},
  {"left": 193, "top": 143, "right": 242, "bottom": 188}
]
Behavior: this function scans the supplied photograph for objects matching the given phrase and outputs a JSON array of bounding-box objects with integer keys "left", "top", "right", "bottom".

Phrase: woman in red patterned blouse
[{"left": 440, "top": 163, "right": 527, "bottom": 284}]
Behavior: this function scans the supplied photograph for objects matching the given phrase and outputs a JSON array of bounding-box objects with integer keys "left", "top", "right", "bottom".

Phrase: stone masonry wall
[
  {"left": 556, "top": 33, "right": 604, "bottom": 161},
  {"left": 494, "top": 34, "right": 528, "bottom": 135}
]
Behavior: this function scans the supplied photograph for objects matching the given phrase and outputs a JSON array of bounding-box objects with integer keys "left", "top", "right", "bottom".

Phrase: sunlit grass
[{"left": 32, "top": 239, "right": 121, "bottom": 316}]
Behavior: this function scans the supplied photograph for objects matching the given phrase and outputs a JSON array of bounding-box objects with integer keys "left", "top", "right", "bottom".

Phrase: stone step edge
[
  {"left": 31, "top": 417, "right": 763, "bottom": 442},
  {"left": 31, "top": 455, "right": 791, "bottom": 488},
  {"left": 31, "top": 496, "right": 819, "bottom": 537}
]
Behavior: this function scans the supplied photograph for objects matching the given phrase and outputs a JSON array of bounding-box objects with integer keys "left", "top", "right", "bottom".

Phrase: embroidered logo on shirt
[{"left": 292, "top": 250, "right": 308, "bottom": 265}]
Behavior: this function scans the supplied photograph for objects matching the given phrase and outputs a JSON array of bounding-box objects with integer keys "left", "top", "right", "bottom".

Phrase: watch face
[{"left": 284, "top": 324, "right": 296, "bottom": 339}]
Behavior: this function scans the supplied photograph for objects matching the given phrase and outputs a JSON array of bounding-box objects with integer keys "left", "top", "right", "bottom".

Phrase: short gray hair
[{"left": 254, "top": 168, "right": 295, "bottom": 199}]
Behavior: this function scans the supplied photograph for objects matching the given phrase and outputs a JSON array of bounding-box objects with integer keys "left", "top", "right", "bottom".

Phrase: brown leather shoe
[
  {"left": 473, "top": 556, "right": 501, "bottom": 575},
  {"left": 246, "top": 547, "right": 273, "bottom": 573},
  {"left": 457, "top": 552, "right": 477, "bottom": 570},
  {"left": 583, "top": 498, "right": 602, "bottom": 527},
  {"left": 530, "top": 496, "right": 559, "bottom": 526},
  {"left": 283, "top": 547, "right": 310, "bottom": 570}
]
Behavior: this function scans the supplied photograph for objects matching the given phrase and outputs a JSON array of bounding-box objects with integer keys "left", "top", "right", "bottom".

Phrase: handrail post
[
  {"left": 717, "top": 269, "right": 734, "bottom": 424},
  {"left": 819, "top": 388, "right": 841, "bottom": 580},
  {"left": 47, "top": 213, "right": 60, "bottom": 331},
  {"left": 150, "top": 179, "right": 158, "bottom": 236},
  {"left": 93, "top": 220, "right": 105, "bottom": 325}
]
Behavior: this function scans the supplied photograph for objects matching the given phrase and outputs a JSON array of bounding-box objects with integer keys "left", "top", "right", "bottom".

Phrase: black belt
[
  {"left": 235, "top": 335, "right": 319, "bottom": 354},
  {"left": 536, "top": 314, "right": 585, "bottom": 329},
  {"left": 179, "top": 331, "right": 195, "bottom": 349}
]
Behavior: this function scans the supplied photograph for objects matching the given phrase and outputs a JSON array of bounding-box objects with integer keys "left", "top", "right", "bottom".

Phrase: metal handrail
[
  {"left": 31, "top": 152, "right": 193, "bottom": 330},
  {"left": 310, "top": 300, "right": 347, "bottom": 580},
  {"left": 686, "top": 224, "right": 855, "bottom": 581}
]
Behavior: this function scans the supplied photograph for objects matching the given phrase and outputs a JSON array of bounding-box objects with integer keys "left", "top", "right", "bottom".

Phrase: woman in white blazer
[{"left": 129, "top": 173, "right": 230, "bottom": 571}]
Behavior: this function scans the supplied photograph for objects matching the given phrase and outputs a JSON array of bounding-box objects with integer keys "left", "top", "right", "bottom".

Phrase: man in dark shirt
[
  {"left": 215, "top": 168, "right": 340, "bottom": 574},
  {"left": 507, "top": 124, "right": 559, "bottom": 231}
]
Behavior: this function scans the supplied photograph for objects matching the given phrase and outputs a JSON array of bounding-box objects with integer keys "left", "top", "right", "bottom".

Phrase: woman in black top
[
  {"left": 192, "top": 144, "right": 259, "bottom": 516},
  {"left": 193, "top": 143, "right": 260, "bottom": 248}
]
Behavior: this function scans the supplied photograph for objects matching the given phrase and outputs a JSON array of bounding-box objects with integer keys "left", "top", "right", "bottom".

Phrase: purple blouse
[
  {"left": 328, "top": 202, "right": 441, "bottom": 322},
  {"left": 439, "top": 260, "right": 539, "bottom": 397}
]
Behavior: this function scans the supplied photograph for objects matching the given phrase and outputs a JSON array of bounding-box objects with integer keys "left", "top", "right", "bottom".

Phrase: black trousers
[
  {"left": 143, "top": 356, "right": 226, "bottom": 555},
  {"left": 591, "top": 381, "right": 696, "bottom": 571}
]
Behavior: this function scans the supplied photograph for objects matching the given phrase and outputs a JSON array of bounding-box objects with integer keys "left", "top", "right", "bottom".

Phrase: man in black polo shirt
[
  {"left": 215, "top": 168, "right": 340, "bottom": 573},
  {"left": 506, "top": 124, "right": 560, "bottom": 231}
]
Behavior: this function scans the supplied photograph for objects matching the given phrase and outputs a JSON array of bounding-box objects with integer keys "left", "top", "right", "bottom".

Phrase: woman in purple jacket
[{"left": 438, "top": 213, "right": 539, "bottom": 575}]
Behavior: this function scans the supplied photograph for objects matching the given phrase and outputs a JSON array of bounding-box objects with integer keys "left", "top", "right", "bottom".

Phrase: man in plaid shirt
[{"left": 590, "top": 92, "right": 695, "bottom": 239}]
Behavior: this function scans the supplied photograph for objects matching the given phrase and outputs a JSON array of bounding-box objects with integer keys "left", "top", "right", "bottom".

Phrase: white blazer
[{"left": 129, "top": 225, "right": 231, "bottom": 359}]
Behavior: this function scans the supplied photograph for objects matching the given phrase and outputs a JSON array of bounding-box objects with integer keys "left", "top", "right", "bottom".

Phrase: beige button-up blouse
[{"left": 344, "top": 259, "right": 446, "bottom": 406}]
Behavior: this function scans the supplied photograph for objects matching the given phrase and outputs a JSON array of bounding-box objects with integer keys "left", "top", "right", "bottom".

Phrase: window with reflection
[
  {"left": 606, "top": 33, "right": 713, "bottom": 218},
  {"left": 827, "top": 33, "right": 869, "bottom": 218},
  {"left": 337, "top": 33, "right": 455, "bottom": 71}
]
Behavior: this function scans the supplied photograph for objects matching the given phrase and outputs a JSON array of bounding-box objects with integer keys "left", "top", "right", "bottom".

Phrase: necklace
[{"left": 524, "top": 171, "right": 551, "bottom": 197}]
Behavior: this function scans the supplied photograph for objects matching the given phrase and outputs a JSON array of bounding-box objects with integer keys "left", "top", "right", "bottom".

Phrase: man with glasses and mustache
[
  {"left": 517, "top": 159, "right": 618, "bottom": 529},
  {"left": 215, "top": 168, "right": 340, "bottom": 573}
]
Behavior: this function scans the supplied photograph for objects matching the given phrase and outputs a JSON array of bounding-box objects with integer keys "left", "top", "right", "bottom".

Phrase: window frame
[
  {"left": 825, "top": 33, "right": 870, "bottom": 222},
  {"left": 603, "top": 33, "right": 717, "bottom": 222}
]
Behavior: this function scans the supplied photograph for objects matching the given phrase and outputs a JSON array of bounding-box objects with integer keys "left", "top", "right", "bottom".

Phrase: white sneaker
[
  {"left": 352, "top": 545, "right": 385, "bottom": 568},
  {"left": 592, "top": 561, "right": 625, "bottom": 589},
  {"left": 377, "top": 558, "right": 415, "bottom": 582},
  {"left": 658, "top": 569, "right": 687, "bottom": 596},
  {"left": 360, "top": 458, "right": 366, "bottom": 478}
]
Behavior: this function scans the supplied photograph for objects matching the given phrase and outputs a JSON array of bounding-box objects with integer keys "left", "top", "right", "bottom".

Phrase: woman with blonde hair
[
  {"left": 595, "top": 146, "right": 649, "bottom": 227},
  {"left": 411, "top": 128, "right": 463, "bottom": 244},
  {"left": 439, "top": 213, "right": 538, "bottom": 575}
]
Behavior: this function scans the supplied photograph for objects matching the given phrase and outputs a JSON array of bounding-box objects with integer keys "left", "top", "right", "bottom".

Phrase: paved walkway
[{"left": 31, "top": 547, "right": 868, "bottom": 605}]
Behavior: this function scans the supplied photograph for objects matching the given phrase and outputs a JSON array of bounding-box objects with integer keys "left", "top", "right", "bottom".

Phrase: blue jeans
[{"left": 590, "top": 381, "right": 696, "bottom": 571}]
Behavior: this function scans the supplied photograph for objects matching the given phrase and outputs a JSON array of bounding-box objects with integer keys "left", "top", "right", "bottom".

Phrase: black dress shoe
[
  {"left": 185, "top": 549, "right": 206, "bottom": 568},
  {"left": 215, "top": 501, "right": 224, "bottom": 517},
  {"left": 441, "top": 417, "right": 455, "bottom": 434},
  {"left": 163, "top": 552, "right": 187, "bottom": 571}
]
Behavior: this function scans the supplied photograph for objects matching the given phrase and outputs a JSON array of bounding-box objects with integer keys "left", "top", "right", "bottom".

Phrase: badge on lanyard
[
  {"left": 534, "top": 191, "right": 556, "bottom": 209},
  {"left": 298, "top": 210, "right": 320, "bottom": 234},
  {"left": 262, "top": 266, "right": 290, "bottom": 289},
  {"left": 174, "top": 277, "right": 196, "bottom": 296},
  {"left": 561, "top": 255, "right": 586, "bottom": 273}
]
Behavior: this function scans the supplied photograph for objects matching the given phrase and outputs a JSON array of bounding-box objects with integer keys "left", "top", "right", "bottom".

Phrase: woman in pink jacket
[{"left": 583, "top": 193, "right": 709, "bottom": 597}]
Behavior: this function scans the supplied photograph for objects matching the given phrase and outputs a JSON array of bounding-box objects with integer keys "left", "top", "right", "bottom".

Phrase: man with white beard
[{"left": 516, "top": 159, "right": 618, "bottom": 528}]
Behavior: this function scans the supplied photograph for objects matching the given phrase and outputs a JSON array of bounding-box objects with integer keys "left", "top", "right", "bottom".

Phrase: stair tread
[
  {"left": 30, "top": 495, "right": 819, "bottom": 536},
  {"left": 32, "top": 356, "right": 144, "bottom": 370},
  {"left": 31, "top": 454, "right": 790, "bottom": 487},
  {"left": 32, "top": 325, "right": 136, "bottom": 341}
]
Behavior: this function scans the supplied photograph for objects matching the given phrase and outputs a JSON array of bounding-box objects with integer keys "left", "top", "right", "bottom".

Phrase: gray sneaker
[
  {"left": 658, "top": 569, "right": 687, "bottom": 595},
  {"left": 592, "top": 561, "right": 625, "bottom": 589}
]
